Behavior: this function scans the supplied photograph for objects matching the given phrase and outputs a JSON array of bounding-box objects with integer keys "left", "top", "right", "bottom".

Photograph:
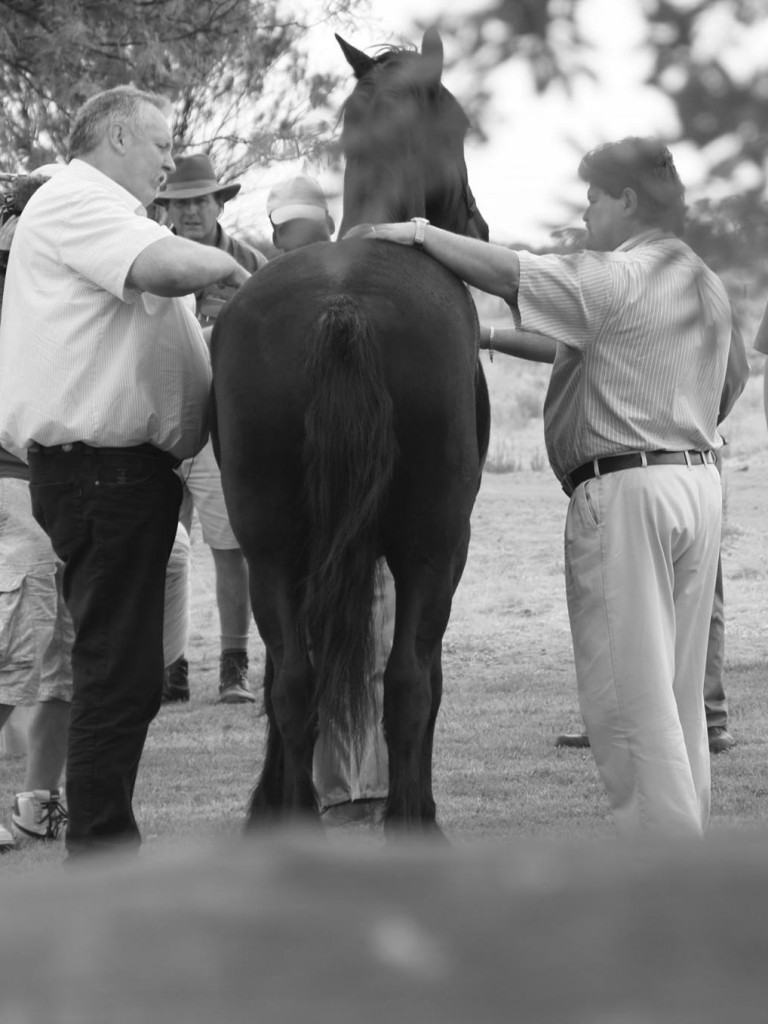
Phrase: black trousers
[{"left": 28, "top": 444, "right": 182, "bottom": 858}]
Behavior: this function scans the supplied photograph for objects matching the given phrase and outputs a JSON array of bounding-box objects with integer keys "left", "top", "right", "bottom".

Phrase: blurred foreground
[{"left": 1, "top": 828, "right": 767, "bottom": 1023}]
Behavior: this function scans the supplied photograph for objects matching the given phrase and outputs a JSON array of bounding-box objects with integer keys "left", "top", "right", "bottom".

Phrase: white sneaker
[
  {"left": 0, "top": 822, "right": 15, "bottom": 850},
  {"left": 12, "top": 789, "right": 68, "bottom": 841}
]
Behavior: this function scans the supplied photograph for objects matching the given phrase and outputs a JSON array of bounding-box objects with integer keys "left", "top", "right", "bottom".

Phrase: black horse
[{"left": 211, "top": 28, "right": 490, "bottom": 832}]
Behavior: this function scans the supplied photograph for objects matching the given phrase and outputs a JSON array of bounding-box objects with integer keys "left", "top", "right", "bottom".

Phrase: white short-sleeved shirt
[
  {"left": 516, "top": 230, "right": 732, "bottom": 482},
  {"left": 0, "top": 159, "right": 212, "bottom": 461}
]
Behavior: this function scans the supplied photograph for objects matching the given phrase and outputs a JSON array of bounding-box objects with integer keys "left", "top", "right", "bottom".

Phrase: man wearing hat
[
  {"left": 266, "top": 174, "right": 335, "bottom": 252},
  {"left": 155, "top": 154, "right": 268, "bottom": 705}
]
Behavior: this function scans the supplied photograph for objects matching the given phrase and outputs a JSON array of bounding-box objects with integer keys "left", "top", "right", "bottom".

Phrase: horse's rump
[{"left": 212, "top": 239, "right": 482, "bottom": 748}]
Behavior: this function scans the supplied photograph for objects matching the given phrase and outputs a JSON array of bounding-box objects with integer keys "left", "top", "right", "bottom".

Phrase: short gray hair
[{"left": 68, "top": 86, "right": 171, "bottom": 158}]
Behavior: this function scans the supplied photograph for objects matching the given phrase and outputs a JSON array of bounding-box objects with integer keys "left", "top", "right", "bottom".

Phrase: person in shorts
[{"left": 155, "top": 154, "right": 269, "bottom": 704}]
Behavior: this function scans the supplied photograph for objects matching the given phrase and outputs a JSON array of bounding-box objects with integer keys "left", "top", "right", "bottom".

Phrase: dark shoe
[
  {"left": 708, "top": 725, "right": 736, "bottom": 754},
  {"left": 555, "top": 731, "right": 590, "bottom": 749},
  {"left": 218, "top": 650, "right": 256, "bottom": 704},
  {"left": 162, "top": 655, "right": 190, "bottom": 703}
]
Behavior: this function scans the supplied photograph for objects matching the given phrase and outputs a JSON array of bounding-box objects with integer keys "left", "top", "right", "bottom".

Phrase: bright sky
[{"left": 229, "top": 0, "right": 763, "bottom": 247}]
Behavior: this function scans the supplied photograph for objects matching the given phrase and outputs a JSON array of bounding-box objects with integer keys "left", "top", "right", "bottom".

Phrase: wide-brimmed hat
[
  {"left": 267, "top": 174, "right": 329, "bottom": 225},
  {"left": 155, "top": 154, "right": 240, "bottom": 204}
]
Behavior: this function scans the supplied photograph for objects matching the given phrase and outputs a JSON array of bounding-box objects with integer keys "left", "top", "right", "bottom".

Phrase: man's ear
[
  {"left": 622, "top": 187, "right": 639, "bottom": 217},
  {"left": 107, "top": 121, "right": 128, "bottom": 153}
]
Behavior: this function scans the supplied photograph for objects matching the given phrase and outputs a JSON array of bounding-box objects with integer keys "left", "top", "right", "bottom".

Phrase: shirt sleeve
[
  {"left": 753, "top": 297, "right": 768, "bottom": 356},
  {"left": 516, "top": 250, "right": 614, "bottom": 351},
  {"left": 718, "top": 301, "right": 750, "bottom": 424},
  {"left": 55, "top": 188, "right": 169, "bottom": 302}
]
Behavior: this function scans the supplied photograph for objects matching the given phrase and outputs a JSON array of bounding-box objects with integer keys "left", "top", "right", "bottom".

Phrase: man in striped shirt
[
  {"left": 361, "top": 138, "right": 731, "bottom": 837},
  {"left": 0, "top": 87, "right": 252, "bottom": 859}
]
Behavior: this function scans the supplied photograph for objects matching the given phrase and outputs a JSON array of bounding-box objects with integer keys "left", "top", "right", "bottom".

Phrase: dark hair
[
  {"left": 68, "top": 86, "right": 170, "bottom": 159},
  {"left": 578, "top": 137, "right": 686, "bottom": 236}
]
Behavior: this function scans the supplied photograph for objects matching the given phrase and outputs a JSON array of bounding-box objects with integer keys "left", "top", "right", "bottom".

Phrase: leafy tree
[
  {"left": 429, "top": 0, "right": 768, "bottom": 199},
  {"left": 0, "top": 0, "right": 360, "bottom": 180}
]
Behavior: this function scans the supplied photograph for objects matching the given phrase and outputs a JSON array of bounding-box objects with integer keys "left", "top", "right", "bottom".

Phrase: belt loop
[
  {"left": 684, "top": 450, "right": 692, "bottom": 468},
  {"left": 592, "top": 457, "right": 601, "bottom": 480},
  {"left": 639, "top": 451, "right": 648, "bottom": 468}
]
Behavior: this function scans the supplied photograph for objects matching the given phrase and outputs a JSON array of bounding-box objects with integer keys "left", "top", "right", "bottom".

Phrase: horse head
[{"left": 336, "top": 28, "right": 489, "bottom": 242}]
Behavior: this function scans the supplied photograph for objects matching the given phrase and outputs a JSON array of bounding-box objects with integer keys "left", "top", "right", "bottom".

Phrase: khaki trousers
[{"left": 564, "top": 462, "right": 721, "bottom": 837}]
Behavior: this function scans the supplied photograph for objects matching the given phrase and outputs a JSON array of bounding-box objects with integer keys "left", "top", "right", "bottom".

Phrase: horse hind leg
[
  {"left": 382, "top": 568, "right": 454, "bottom": 837},
  {"left": 417, "top": 649, "right": 444, "bottom": 831},
  {"left": 245, "top": 584, "right": 320, "bottom": 828},
  {"left": 417, "top": 525, "right": 471, "bottom": 831},
  {"left": 246, "top": 652, "right": 285, "bottom": 829}
]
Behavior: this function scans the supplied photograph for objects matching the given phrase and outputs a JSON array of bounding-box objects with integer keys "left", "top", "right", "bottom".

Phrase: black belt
[
  {"left": 562, "top": 449, "right": 716, "bottom": 497},
  {"left": 28, "top": 441, "right": 180, "bottom": 470}
]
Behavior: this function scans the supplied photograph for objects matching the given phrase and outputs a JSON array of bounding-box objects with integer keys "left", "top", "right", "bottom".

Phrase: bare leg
[
  {"left": 211, "top": 546, "right": 251, "bottom": 648},
  {"left": 23, "top": 699, "right": 70, "bottom": 792}
]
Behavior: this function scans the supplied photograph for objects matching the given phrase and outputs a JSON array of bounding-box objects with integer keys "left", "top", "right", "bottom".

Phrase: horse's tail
[{"left": 300, "top": 294, "right": 396, "bottom": 756}]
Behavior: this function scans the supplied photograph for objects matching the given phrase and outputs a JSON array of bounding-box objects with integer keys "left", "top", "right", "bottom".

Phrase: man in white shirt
[{"left": 0, "top": 86, "right": 250, "bottom": 859}]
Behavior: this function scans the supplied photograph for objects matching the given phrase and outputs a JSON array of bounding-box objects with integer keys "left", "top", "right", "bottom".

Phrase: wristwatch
[{"left": 411, "top": 217, "right": 429, "bottom": 249}]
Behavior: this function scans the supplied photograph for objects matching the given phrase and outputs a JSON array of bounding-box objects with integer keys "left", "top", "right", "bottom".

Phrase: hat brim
[
  {"left": 270, "top": 203, "right": 329, "bottom": 226},
  {"left": 155, "top": 182, "right": 240, "bottom": 204}
]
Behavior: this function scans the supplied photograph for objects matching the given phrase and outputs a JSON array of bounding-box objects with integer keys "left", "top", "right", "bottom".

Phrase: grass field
[{"left": 2, "top": 283, "right": 768, "bottom": 876}]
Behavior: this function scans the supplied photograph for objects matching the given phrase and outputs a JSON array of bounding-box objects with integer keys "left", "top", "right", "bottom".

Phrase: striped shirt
[
  {"left": 753, "top": 299, "right": 768, "bottom": 356},
  {"left": 516, "top": 229, "right": 732, "bottom": 483},
  {"left": 0, "top": 159, "right": 212, "bottom": 461}
]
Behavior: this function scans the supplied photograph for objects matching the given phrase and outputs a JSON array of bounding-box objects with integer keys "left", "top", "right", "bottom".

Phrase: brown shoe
[
  {"left": 708, "top": 725, "right": 736, "bottom": 754},
  {"left": 162, "top": 655, "right": 189, "bottom": 703},
  {"left": 218, "top": 650, "right": 256, "bottom": 704},
  {"left": 555, "top": 731, "right": 590, "bottom": 749}
]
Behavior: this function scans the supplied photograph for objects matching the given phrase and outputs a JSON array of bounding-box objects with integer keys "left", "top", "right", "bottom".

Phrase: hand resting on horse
[
  {"left": 362, "top": 220, "right": 521, "bottom": 306},
  {"left": 127, "top": 234, "right": 251, "bottom": 297}
]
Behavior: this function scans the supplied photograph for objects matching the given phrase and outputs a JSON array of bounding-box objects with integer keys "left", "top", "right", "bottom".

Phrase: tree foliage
[
  {"left": 430, "top": 0, "right": 768, "bottom": 199},
  {"left": 0, "top": 0, "right": 358, "bottom": 179}
]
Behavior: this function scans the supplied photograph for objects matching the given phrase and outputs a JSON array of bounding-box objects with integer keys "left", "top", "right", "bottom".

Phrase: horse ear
[
  {"left": 420, "top": 26, "right": 444, "bottom": 85},
  {"left": 336, "top": 34, "right": 375, "bottom": 79}
]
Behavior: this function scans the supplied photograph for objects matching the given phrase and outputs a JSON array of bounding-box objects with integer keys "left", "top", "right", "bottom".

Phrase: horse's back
[{"left": 212, "top": 238, "right": 479, "bottom": 445}]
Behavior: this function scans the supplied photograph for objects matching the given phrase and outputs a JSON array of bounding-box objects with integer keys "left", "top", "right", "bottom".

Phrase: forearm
[
  {"left": 364, "top": 222, "right": 520, "bottom": 303},
  {"left": 479, "top": 324, "right": 556, "bottom": 363},
  {"left": 127, "top": 236, "right": 250, "bottom": 297}
]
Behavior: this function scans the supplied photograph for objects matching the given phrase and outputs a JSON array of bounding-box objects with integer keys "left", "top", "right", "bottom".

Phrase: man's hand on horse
[
  {"left": 345, "top": 222, "right": 420, "bottom": 246},
  {"left": 220, "top": 264, "right": 251, "bottom": 290}
]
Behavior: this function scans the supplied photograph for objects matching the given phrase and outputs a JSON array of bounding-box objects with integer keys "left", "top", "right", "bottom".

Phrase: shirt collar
[
  {"left": 614, "top": 227, "right": 671, "bottom": 253},
  {"left": 67, "top": 159, "right": 148, "bottom": 217}
]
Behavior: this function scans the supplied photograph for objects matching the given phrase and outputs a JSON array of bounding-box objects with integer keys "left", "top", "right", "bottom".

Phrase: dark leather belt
[
  {"left": 28, "top": 441, "right": 180, "bottom": 469},
  {"left": 562, "top": 449, "right": 716, "bottom": 497}
]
